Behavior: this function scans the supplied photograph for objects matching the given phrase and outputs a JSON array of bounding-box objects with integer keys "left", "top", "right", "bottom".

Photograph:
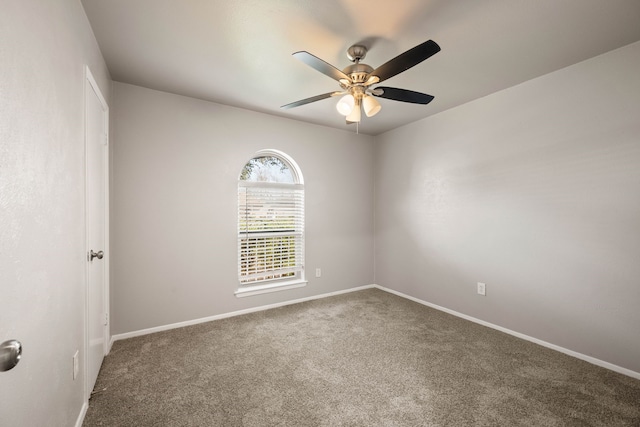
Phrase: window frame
[{"left": 235, "top": 149, "right": 306, "bottom": 297}]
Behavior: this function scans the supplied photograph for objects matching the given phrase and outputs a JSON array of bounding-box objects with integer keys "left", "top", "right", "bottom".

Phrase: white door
[{"left": 85, "top": 67, "right": 109, "bottom": 396}]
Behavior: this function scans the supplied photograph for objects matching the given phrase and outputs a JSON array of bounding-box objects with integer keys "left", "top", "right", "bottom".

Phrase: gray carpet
[{"left": 83, "top": 288, "right": 640, "bottom": 426}]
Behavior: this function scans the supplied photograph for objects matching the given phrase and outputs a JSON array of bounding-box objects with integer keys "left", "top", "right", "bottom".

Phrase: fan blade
[
  {"left": 369, "top": 40, "right": 440, "bottom": 83},
  {"left": 281, "top": 92, "right": 342, "bottom": 109},
  {"left": 373, "top": 87, "right": 434, "bottom": 104},
  {"left": 293, "top": 51, "right": 350, "bottom": 82}
]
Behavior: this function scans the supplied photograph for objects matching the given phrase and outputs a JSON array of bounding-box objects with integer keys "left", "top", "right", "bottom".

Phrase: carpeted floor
[{"left": 83, "top": 288, "right": 640, "bottom": 426}]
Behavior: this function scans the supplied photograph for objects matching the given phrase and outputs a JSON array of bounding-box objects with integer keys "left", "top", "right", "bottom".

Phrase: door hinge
[{"left": 104, "top": 313, "right": 109, "bottom": 326}]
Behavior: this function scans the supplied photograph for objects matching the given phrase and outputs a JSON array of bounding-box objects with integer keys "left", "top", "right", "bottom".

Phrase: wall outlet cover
[{"left": 477, "top": 282, "right": 486, "bottom": 296}]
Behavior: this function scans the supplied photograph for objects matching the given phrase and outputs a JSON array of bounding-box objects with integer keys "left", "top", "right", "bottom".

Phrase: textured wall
[
  {"left": 0, "top": 0, "right": 111, "bottom": 425},
  {"left": 374, "top": 41, "right": 640, "bottom": 374},
  {"left": 110, "top": 82, "right": 374, "bottom": 335}
]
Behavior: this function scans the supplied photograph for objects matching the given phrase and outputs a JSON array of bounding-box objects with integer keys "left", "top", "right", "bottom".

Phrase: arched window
[{"left": 236, "top": 149, "right": 306, "bottom": 296}]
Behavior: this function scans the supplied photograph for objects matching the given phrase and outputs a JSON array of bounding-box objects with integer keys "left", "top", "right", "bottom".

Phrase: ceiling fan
[{"left": 281, "top": 40, "right": 440, "bottom": 124}]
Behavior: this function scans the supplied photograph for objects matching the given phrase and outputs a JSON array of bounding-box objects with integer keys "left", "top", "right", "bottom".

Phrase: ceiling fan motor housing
[
  {"left": 342, "top": 63, "right": 374, "bottom": 84},
  {"left": 343, "top": 45, "right": 373, "bottom": 86}
]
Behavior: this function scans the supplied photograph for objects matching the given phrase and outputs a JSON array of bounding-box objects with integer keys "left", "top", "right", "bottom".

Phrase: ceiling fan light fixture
[
  {"left": 363, "top": 94, "right": 381, "bottom": 117},
  {"left": 336, "top": 94, "right": 355, "bottom": 116}
]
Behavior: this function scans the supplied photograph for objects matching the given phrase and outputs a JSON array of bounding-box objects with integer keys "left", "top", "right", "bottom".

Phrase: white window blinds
[{"left": 238, "top": 181, "right": 304, "bottom": 285}]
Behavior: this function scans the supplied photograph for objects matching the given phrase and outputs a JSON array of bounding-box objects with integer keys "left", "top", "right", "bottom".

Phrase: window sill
[{"left": 235, "top": 279, "right": 308, "bottom": 298}]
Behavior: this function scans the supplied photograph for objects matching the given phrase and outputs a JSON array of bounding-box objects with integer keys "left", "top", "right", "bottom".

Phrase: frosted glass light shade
[
  {"left": 363, "top": 95, "right": 381, "bottom": 117},
  {"left": 346, "top": 99, "right": 361, "bottom": 122},
  {"left": 336, "top": 94, "right": 355, "bottom": 116}
]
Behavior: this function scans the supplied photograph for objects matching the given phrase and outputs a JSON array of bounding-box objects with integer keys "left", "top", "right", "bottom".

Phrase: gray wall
[
  {"left": 110, "top": 82, "right": 374, "bottom": 335},
  {"left": 0, "top": 0, "right": 111, "bottom": 425},
  {"left": 374, "top": 41, "right": 640, "bottom": 374}
]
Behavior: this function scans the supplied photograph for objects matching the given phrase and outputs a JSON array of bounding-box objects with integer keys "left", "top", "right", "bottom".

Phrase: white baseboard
[
  {"left": 107, "top": 283, "right": 638, "bottom": 380},
  {"left": 373, "top": 284, "right": 640, "bottom": 381},
  {"left": 75, "top": 401, "right": 88, "bottom": 427},
  {"left": 111, "top": 285, "right": 376, "bottom": 342}
]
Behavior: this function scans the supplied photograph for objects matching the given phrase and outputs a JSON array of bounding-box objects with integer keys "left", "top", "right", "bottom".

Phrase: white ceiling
[{"left": 82, "top": 0, "right": 640, "bottom": 136}]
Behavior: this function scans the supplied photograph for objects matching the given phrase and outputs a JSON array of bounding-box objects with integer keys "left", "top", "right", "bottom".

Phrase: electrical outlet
[
  {"left": 73, "top": 350, "right": 79, "bottom": 380},
  {"left": 477, "top": 282, "right": 486, "bottom": 296},
  {"left": 315, "top": 268, "right": 321, "bottom": 278}
]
